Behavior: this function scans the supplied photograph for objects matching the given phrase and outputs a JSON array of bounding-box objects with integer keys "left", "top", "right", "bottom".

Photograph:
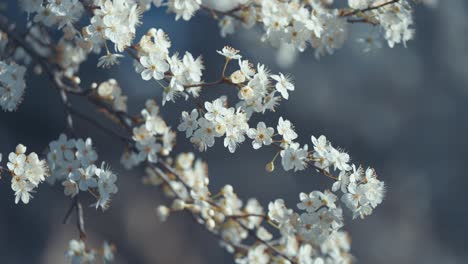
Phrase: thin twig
[
  {"left": 340, "top": 0, "right": 399, "bottom": 17},
  {"left": 76, "top": 198, "right": 87, "bottom": 240}
]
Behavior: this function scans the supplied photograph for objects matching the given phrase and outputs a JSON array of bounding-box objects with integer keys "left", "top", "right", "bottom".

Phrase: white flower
[
  {"left": 277, "top": 117, "right": 298, "bottom": 143},
  {"left": 139, "top": 28, "right": 171, "bottom": 55},
  {"left": 49, "top": 134, "right": 75, "bottom": 161},
  {"left": 23, "top": 152, "right": 47, "bottom": 185},
  {"left": 62, "top": 179, "right": 79, "bottom": 197},
  {"left": 204, "top": 98, "right": 225, "bottom": 122},
  {"left": 139, "top": 54, "right": 169, "bottom": 80},
  {"left": 66, "top": 239, "right": 95, "bottom": 264},
  {"left": 297, "top": 212, "right": 320, "bottom": 241},
  {"left": 223, "top": 129, "right": 245, "bottom": 153},
  {"left": 243, "top": 198, "right": 264, "bottom": 229},
  {"left": 7, "top": 150, "right": 27, "bottom": 176},
  {"left": 268, "top": 199, "right": 292, "bottom": 226},
  {"left": 311, "top": 135, "right": 328, "bottom": 156},
  {"left": 168, "top": 0, "right": 202, "bottom": 21},
  {"left": 376, "top": 3, "right": 414, "bottom": 48},
  {"left": 238, "top": 59, "right": 256, "bottom": 79},
  {"left": 178, "top": 109, "right": 199, "bottom": 137},
  {"left": 235, "top": 245, "right": 269, "bottom": 264},
  {"left": 141, "top": 100, "right": 162, "bottom": 126},
  {"left": 216, "top": 46, "right": 241, "bottom": 60},
  {"left": 238, "top": 85, "right": 255, "bottom": 100},
  {"left": 69, "top": 164, "right": 98, "bottom": 191},
  {"left": 332, "top": 170, "right": 350, "bottom": 193},
  {"left": 329, "top": 147, "right": 351, "bottom": 171},
  {"left": 136, "top": 139, "right": 161, "bottom": 163},
  {"left": 94, "top": 163, "right": 118, "bottom": 210},
  {"left": 0, "top": 61, "right": 27, "bottom": 112},
  {"left": 33, "top": 6, "right": 57, "bottom": 27},
  {"left": 163, "top": 78, "right": 185, "bottom": 105},
  {"left": 247, "top": 122, "right": 274, "bottom": 149},
  {"left": 156, "top": 205, "right": 170, "bottom": 221},
  {"left": 256, "top": 226, "right": 272, "bottom": 241},
  {"left": 364, "top": 177, "right": 386, "bottom": 207},
  {"left": 7, "top": 144, "right": 47, "bottom": 204},
  {"left": 102, "top": 241, "right": 115, "bottom": 262},
  {"left": 11, "top": 175, "right": 34, "bottom": 204},
  {"left": 342, "top": 176, "right": 385, "bottom": 219},
  {"left": 230, "top": 70, "right": 246, "bottom": 84},
  {"left": 298, "top": 244, "right": 313, "bottom": 264},
  {"left": 182, "top": 52, "right": 204, "bottom": 83},
  {"left": 133, "top": 125, "right": 153, "bottom": 144},
  {"left": 297, "top": 191, "right": 322, "bottom": 212},
  {"left": 75, "top": 138, "right": 98, "bottom": 167},
  {"left": 191, "top": 118, "right": 216, "bottom": 151},
  {"left": 219, "top": 16, "right": 236, "bottom": 37},
  {"left": 348, "top": 0, "right": 371, "bottom": 9},
  {"left": 271, "top": 73, "right": 294, "bottom": 100},
  {"left": 97, "top": 53, "right": 123, "bottom": 68},
  {"left": 281, "top": 143, "right": 308, "bottom": 172}
]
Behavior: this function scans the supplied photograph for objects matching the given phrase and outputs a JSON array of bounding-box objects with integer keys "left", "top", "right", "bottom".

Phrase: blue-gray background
[{"left": 1, "top": 2, "right": 467, "bottom": 263}]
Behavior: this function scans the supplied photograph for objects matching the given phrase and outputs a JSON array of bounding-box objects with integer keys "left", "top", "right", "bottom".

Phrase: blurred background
[{"left": 1, "top": 1, "right": 468, "bottom": 263}]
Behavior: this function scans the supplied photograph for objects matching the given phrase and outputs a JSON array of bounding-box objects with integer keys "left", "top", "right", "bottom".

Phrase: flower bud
[
  {"left": 239, "top": 86, "right": 254, "bottom": 100},
  {"left": 156, "top": 205, "right": 170, "bottom": 222},
  {"left": 230, "top": 70, "right": 246, "bottom": 84},
  {"left": 265, "top": 161, "right": 275, "bottom": 172},
  {"left": 16, "top": 144, "right": 26, "bottom": 154},
  {"left": 172, "top": 199, "right": 185, "bottom": 211},
  {"left": 205, "top": 218, "right": 215, "bottom": 230}
]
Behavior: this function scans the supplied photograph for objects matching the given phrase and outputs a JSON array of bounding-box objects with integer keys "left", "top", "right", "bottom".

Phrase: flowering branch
[
  {"left": 63, "top": 196, "right": 87, "bottom": 240},
  {"left": 0, "top": 0, "right": 419, "bottom": 262},
  {"left": 149, "top": 0, "right": 420, "bottom": 56}
]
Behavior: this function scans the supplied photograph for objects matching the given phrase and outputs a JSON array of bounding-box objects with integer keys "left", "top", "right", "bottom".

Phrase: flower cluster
[
  {"left": 271, "top": 191, "right": 344, "bottom": 245},
  {"left": 47, "top": 134, "right": 118, "bottom": 210},
  {"left": 373, "top": 0, "right": 415, "bottom": 48},
  {"left": 66, "top": 239, "right": 95, "bottom": 263},
  {"left": 156, "top": 0, "right": 418, "bottom": 58},
  {"left": 3, "top": 144, "right": 48, "bottom": 204},
  {"left": 178, "top": 47, "right": 297, "bottom": 153},
  {"left": 133, "top": 28, "right": 205, "bottom": 104},
  {"left": 0, "top": 61, "right": 27, "bottom": 111},
  {"left": 259, "top": 0, "right": 327, "bottom": 52},
  {"left": 19, "top": 0, "right": 85, "bottom": 28},
  {"left": 180, "top": 101, "right": 386, "bottom": 220},
  {"left": 337, "top": 166, "right": 386, "bottom": 219},
  {"left": 66, "top": 239, "right": 115, "bottom": 264},
  {"left": 84, "top": 0, "right": 140, "bottom": 52},
  {"left": 94, "top": 79, "right": 128, "bottom": 112},
  {"left": 122, "top": 99, "right": 176, "bottom": 168},
  {"left": 167, "top": 0, "right": 202, "bottom": 21},
  {"left": 153, "top": 152, "right": 353, "bottom": 264},
  {"left": 181, "top": 96, "right": 249, "bottom": 153}
]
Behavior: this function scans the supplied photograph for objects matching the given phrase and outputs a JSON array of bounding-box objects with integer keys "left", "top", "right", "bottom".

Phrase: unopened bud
[
  {"left": 205, "top": 218, "right": 215, "bottom": 230},
  {"left": 156, "top": 205, "right": 170, "bottom": 222},
  {"left": 172, "top": 199, "right": 185, "bottom": 211},
  {"left": 265, "top": 161, "right": 275, "bottom": 172}
]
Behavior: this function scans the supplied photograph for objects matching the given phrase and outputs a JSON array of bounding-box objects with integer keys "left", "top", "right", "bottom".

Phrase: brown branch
[
  {"left": 200, "top": 5, "right": 244, "bottom": 21},
  {"left": 340, "top": 0, "right": 400, "bottom": 17},
  {"left": 76, "top": 198, "right": 87, "bottom": 240},
  {"left": 63, "top": 195, "right": 87, "bottom": 240},
  {"left": 182, "top": 77, "right": 232, "bottom": 89}
]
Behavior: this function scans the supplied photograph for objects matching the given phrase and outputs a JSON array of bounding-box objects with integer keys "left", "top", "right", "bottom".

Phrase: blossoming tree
[{"left": 0, "top": 0, "right": 429, "bottom": 263}]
